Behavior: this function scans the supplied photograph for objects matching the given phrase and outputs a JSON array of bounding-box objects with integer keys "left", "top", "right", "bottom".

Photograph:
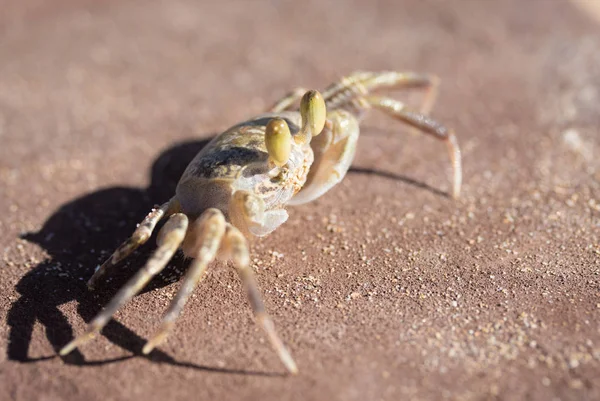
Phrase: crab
[{"left": 59, "top": 71, "right": 462, "bottom": 374}]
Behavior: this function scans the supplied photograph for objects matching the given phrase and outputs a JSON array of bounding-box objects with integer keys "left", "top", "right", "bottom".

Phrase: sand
[{"left": 1, "top": 0, "right": 599, "bottom": 400}]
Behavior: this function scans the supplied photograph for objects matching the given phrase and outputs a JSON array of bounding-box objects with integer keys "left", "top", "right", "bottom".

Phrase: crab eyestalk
[
  {"left": 265, "top": 118, "right": 292, "bottom": 167},
  {"left": 295, "top": 90, "right": 326, "bottom": 145}
]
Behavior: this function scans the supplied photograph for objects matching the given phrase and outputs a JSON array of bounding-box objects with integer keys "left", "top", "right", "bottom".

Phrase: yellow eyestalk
[
  {"left": 297, "top": 90, "right": 326, "bottom": 144},
  {"left": 265, "top": 118, "right": 292, "bottom": 167}
]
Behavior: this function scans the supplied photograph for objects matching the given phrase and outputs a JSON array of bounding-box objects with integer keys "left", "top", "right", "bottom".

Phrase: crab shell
[{"left": 175, "top": 111, "right": 314, "bottom": 232}]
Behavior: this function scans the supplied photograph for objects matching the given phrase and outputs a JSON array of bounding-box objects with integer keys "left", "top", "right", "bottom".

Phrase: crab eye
[
  {"left": 300, "top": 90, "right": 326, "bottom": 137},
  {"left": 265, "top": 118, "right": 292, "bottom": 167}
]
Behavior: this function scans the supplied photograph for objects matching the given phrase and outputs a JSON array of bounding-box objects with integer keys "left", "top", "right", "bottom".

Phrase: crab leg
[
  {"left": 59, "top": 213, "right": 188, "bottom": 355},
  {"left": 351, "top": 71, "right": 440, "bottom": 115},
  {"left": 142, "top": 209, "right": 226, "bottom": 354},
  {"left": 365, "top": 95, "right": 462, "bottom": 199},
  {"left": 323, "top": 71, "right": 440, "bottom": 116},
  {"left": 224, "top": 224, "right": 298, "bottom": 374},
  {"left": 87, "top": 199, "right": 179, "bottom": 289},
  {"left": 269, "top": 72, "right": 438, "bottom": 114}
]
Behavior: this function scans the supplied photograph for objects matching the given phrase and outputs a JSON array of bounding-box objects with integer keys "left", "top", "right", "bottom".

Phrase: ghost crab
[{"left": 60, "top": 71, "right": 462, "bottom": 374}]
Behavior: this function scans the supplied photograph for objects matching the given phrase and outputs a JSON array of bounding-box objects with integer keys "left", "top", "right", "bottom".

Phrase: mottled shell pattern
[{"left": 177, "top": 111, "right": 313, "bottom": 216}]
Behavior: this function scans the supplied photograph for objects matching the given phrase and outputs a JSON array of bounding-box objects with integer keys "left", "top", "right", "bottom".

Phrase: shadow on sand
[{"left": 6, "top": 134, "right": 445, "bottom": 375}]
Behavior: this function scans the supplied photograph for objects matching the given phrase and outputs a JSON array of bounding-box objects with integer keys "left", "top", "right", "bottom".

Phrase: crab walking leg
[
  {"left": 350, "top": 71, "right": 440, "bottom": 115},
  {"left": 59, "top": 213, "right": 188, "bottom": 356},
  {"left": 87, "top": 199, "right": 179, "bottom": 289},
  {"left": 322, "top": 71, "right": 439, "bottom": 115},
  {"left": 366, "top": 95, "right": 462, "bottom": 199},
  {"left": 269, "top": 87, "right": 308, "bottom": 112},
  {"left": 321, "top": 76, "right": 369, "bottom": 112},
  {"left": 225, "top": 224, "right": 298, "bottom": 375},
  {"left": 142, "top": 209, "right": 226, "bottom": 354}
]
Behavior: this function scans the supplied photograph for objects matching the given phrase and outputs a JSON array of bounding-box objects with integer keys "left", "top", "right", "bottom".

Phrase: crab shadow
[{"left": 7, "top": 134, "right": 444, "bottom": 375}]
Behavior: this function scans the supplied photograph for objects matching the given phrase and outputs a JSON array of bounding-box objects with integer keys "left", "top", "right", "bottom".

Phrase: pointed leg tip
[
  {"left": 453, "top": 185, "right": 462, "bottom": 200},
  {"left": 87, "top": 267, "right": 104, "bottom": 290},
  {"left": 143, "top": 329, "right": 169, "bottom": 355},
  {"left": 283, "top": 356, "right": 298, "bottom": 375},
  {"left": 59, "top": 342, "right": 75, "bottom": 356},
  {"left": 59, "top": 330, "right": 97, "bottom": 356},
  {"left": 287, "top": 364, "right": 299, "bottom": 376},
  {"left": 277, "top": 346, "right": 298, "bottom": 376},
  {"left": 141, "top": 343, "right": 154, "bottom": 355}
]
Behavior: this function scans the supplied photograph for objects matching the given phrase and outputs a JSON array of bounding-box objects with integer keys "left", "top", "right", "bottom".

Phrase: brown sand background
[{"left": 1, "top": 0, "right": 599, "bottom": 400}]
